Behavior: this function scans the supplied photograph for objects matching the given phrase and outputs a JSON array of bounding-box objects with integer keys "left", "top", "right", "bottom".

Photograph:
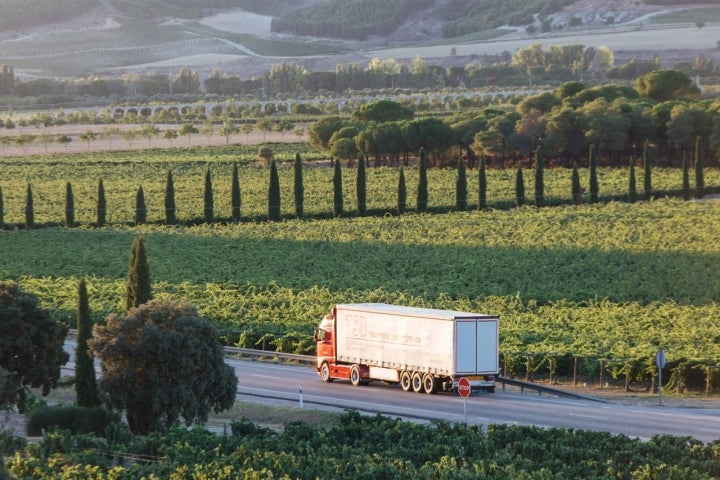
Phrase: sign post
[
  {"left": 458, "top": 377, "right": 471, "bottom": 424},
  {"left": 655, "top": 349, "right": 666, "bottom": 406}
]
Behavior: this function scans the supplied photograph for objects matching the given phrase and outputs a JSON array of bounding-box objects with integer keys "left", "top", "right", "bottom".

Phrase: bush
[{"left": 26, "top": 405, "right": 119, "bottom": 437}]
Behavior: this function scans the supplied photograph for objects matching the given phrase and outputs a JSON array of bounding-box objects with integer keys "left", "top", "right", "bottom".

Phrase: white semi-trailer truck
[{"left": 315, "top": 303, "right": 499, "bottom": 394}]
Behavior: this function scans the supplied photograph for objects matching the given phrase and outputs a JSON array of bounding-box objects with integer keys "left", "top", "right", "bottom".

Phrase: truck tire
[
  {"left": 320, "top": 363, "right": 334, "bottom": 383},
  {"left": 400, "top": 371, "right": 412, "bottom": 392},
  {"left": 422, "top": 373, "right": 437, "bottom": 394},
  {"left": 350, "top": 364, "right": 362, "bottom": 387},
  {"left": 411, "top": 372, "right": 423, "bottom": 393}
]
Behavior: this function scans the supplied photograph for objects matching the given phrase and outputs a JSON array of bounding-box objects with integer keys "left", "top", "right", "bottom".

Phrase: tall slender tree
[
  {"left": 24, "top": 183, "right": 34, "bottom": 229},
  {"left": 268, "top": 159, "right": 280, "bottom": 221},
  {"left": 333, "top": 157, "right": 344, "bottom": 217},
  {"left": 356, "top": 154, "right": 367, "bottom": 216},
  {"left": 65, "top": 182, "right": 75, "bottom": 227},
  {"left": 75, "top": 277, "right": 99, "bottom": 407},
  {"left": 231, "top": 162, "right": 241, "bottom": 222},
  {"left": 96, "top": 178, "right": 107, "bottom": 226},
  {"left": 682, "top": 150, "right": 691, "bottom": 201},
  {"left": 165, "top": 170, "right": 176, "bottom": 225},
  {"left": 126, "top": 236, "right": 152, "bottom": 311},
  {"left": 0, "top": 185, "right": 4, "bottom": 230},
  {"left": 628, "top": 157, "right": 637, "bottom": 203},
  {"left": 643, "top": 140, "right": 652, "bottom": 201},
  {"left": 694, "top": 135, "right": 704, "bottom": 198},
  {"left": 515, "top": 166, "right": 525, "bottom": 207},
  {"left": 293, "top": 153, "right": 304, "bottom": 219},
  {"left": 534, "top": 145, "right": 545, "bottom": 206},
  {"left": 456, "top": 157, "right": 467, "bottom": 211},
  {"left": 478, "top": 155, "right": 487, "bottom": 210},
  {"left": 135, "top": 186, "right": 147, "bottom": 225},
  {"left": 417, "top": 148, "right": 428, "bottom": 212},
  {"left": 589, "top": 145, "right": 599, "bottom": 204},
  {"left": 397, "top": 166, "right": 407, "bottom": 215},
  {"left": 204, "top": 167, "right": 214, "bottom": 223},
  {"left": 571, "top": 163, "right": 582, "bottom": 204}
]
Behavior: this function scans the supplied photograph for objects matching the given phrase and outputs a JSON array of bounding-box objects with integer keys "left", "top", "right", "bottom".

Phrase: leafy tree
[
  {"left": 397, "top": 166, "right": 407, "bottom": 215},
  {"left": 515, "top": 166, "right": 525, "bottom": 207},
  {"left": 635, "top": 69, "right": 701, "bottom": 101},
  {"left": 231, "top": 162, "right": 242, "bottom": 223},
  {"left": 24, "top": 183, "right": 33, "bottom": 229},
  {"left": 330, "top": 137, "right": 358, "bottom": 166},
  {"left": 628, "top": 157, "right": 637, "bottom": 203},
  {"left": 694, "top": 136, "right": 704, "bottom": 198},
  {"left": 64, "top": 182, "right": 75, "bottom": 227},
  {"left": 0, "top": 282, "right": 68, "bottom": 413},
  {"left": 75, "top": 278, "right": 99, "bottom": 407},
  {"left": 456, "top": 157, "right": 467, "bottom": 211},
  {"left": 534, "top": 145, "right": 545, "bottom": 206},
  {"left": 589, "top": 145, "right": 599, "bottom": 203},
  {"left": 682, "top": 150, "right": 690, "bottom": 201},
  {"left": 478, "top": 155, "right": 487, "bottom": 210},
  {"left": 571, "top": 163, "right": 582, "bottom": 204},
  {"left": 268, "top": 159, "right": 281, "bottom": 221},
  {"left": 416, "top": 148, "right": 428, "bottom": 212},
  {"left": 135, "top": 185, "right": 147, "bottom": 225},
  {"left": 0, "top": 185, "right": 3, "bottom": 229},
  {"left": 178, "top": 123, "right": 199, "bottom": 146},
  {"left": 308, "top": 116, "right": 344, "bottom": 152},
  {"left": 356, "top": 155, "right": 367, "bottom": 216},
  {"left": 643, "top": 140, "right": 653, "bottom": 200},
  {"left": 96, "top": 178, "right": 107, "bottom": 226},
  {"left": 258, "top": 145, "right": 274, "bottom": 165},
  {"left": 351, "top": 99, "right": 414, "bottom": 123},
  {"left": 294, "top": 153, "right": 304, "bottom": 219},
  {"left": 333, "top": 158, "right": 344, "bottom": 217},
  {"left": 90, "top": 299, "right": 237, "bottom": 435},
  {"left": 126, "top": 236, "right": 152, "bottom": 311},
  {"left": 204, "top": 167, "right": 214, "bottom": 223},
  {"left": 165, "top": 170, "right": 177, "bottom": 225}
]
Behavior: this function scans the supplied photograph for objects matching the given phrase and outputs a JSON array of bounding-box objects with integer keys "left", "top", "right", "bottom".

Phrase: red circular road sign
[{"left": 457, "top": 377, "right": 471, "bottom": 398}]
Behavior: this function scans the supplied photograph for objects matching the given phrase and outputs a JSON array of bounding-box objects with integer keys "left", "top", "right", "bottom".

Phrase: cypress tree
[
  {"left": 24, "top": 183, "right": 34, "bottom": 229},
  {"left": 333, "top": 157, "right": 343, "bottom": 217},
  {"left": 534, "top": 144, "right": 545, "bottom": 207},
  {"left": 268, "top": 159, "right": 280, "bottom": 221},
  {"left": 204, "top": 167, "right": 214, "bottom": 223},
  {"left": 135, "top": 186, "right": 147, "bottom": 225},
  {"left": 293, "top": 153, "right": 304, "bottom": 219},
  {"left": 397, "top": 166, "right": 407, "bottom": 215},
  {"left": 628, "top": 157, "right": 637, "bottom": 203},
  {"left": 478, "top": 155, "right": 487, "bottom": 210},
  {"left": 75, "top": 277, "right": 99, "bottom": 407},
  {"left": 589, "top": 145, "right": 599, "bottom": 204},
  {"left": 96, "top": 177, "right": 107, "bottom": 226},
  {"left": 694, "top": 135, "right": 704, "bottom": 198},
  {"left": 126, "top": 235, "right": 152, "bottom": 311},
  {"left": 356, "top": 154, "right": 367, "bottom": 216},
  {"left": 682, "top": 150, "right": 690, "bottom": 201},
  {"left": 231, "top": 162, "right": 241, "bottom": 222},
  {"left": 515, "top": 166, "right": 525, "bottom": 207},
  {"left": 571, "top": 163, "right": 582, "bottom": 204},
  {"left": 417, "top": 148, "right": 428, "bottom": 212},
  {"left": 456, "top": 157, "right": 467, "bottom": 211},
  {"left": 165, "top": 170, "right": 176, "bottom": 225},
  {"left": 643, "top": 140, "right": 652, "bottom": 200},
  {"left": 65, "top": 181, "right": 75, "bottom": 227},
  {"left": 0, "top": 185, "right": 4, "bottom": 230}
]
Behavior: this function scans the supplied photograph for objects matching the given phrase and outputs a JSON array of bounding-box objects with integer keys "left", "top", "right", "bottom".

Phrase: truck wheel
[
  {"left": 350, "top": 364, "right": 362, "bottom": 387},
  {"left": 400, "top": 371, "right": 412, "bottom": 392},
  {"left": 422, "top": 373, "right": 437, "bottom": 394},
  {"left": 411, "top": 372, "right": 423, "bottom": 393},
  {"left": 320, "top": 363, "right": 334, "bottom": 383}
]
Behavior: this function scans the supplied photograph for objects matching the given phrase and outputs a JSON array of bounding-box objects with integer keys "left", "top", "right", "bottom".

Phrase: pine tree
[
  {"left": 643, "top": 140, "right": 652, "bottom": 201},
  {"left": 75, "top": 277, "right": 99, "bottom": 407},
  {"left": 135, "top": 186, "right": 147, "bottom": 225},
  {"left": 268, "top": 159, "right": 280, "bottom": 221},
  {"left": 417, "top": 148, "right": 428, "bottom": 212},
  {"left": 333, "top": 157, "right": 343, "bottom": 217},
  {"left": 126, "top": 235, "right": 152, "bottom": 311},
  {"left": 24, "top": 183, "right": 34, "bottom": 229},
  {"left": 293, "top": 153, "right": 304, "bottom": 219},
  {"left": 589, "top": 145, "right": 599, "bottom": 204},
  {"left": 682, "top": 150, "right": 690, "bottom": 201},
  {"left": 96, "top": 178, "right": 107, "bottom": 226},
  {"left": 478, "top": 155, "right": 487, "bottom": 210},
  {"left": 165, "top": 170, "right": 176, "bottom": 225},
  {"left": 204, "top": 167, "right": 214, "bottom": 223},
  {"left": 694, "top": 135, "right": 704, "bottom": 198},
  {"left": 515, "top": 167, "right": 525, "bottom": 207},
  {"left": 0, "top": 185, "right": 5, "bottom": 230},
  {"left": 231, "top": 162, "right": 241, "bottom": 222},
  {"left": 456, "top": 157, "right": 467, "bottom": 211},
  {"left": 571, "top": 163, "right": 582, "bottom": 204},
  {"left": 397, "top": 166, "right": 407, "bottom": 215},
  {"left": 356, "top": 155, "right": 367, "bottom": 216},
  {"left": 534, "top": 144, "right": 545, "bottom": 206},
  {"left": 65, "top": 182, "right": 75, "bottom": 227},
  {"left": 628, "top": 157, "right": 637, "bottom": 203}
]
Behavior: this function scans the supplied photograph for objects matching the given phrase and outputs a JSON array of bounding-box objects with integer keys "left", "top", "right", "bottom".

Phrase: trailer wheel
[
  {"left": 350, "top": 364, "right": 362, "bottom": 387},
  {"left": 400, "top": 371, "right": 412, "bottom": 392},
  {"left": 411, "top": 372, "right": 423, "bottom": 393},
  {"left": 422, "top": 373, "right": 437, "bottom": 394},
  {"left": 320, "top": 363, "right": 333, "bottom": 383}
]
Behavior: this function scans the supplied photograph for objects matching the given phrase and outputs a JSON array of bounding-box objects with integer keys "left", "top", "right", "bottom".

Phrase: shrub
[{"left": 26, "top": 405, "right": 119, "bottom": 437}]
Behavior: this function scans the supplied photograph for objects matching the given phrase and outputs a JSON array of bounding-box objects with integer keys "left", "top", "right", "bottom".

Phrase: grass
[{"left": 648, "top": 7, "right": 720, "bottom": 24}]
